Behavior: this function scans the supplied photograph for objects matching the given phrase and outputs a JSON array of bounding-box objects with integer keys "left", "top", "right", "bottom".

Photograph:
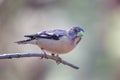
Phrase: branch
[{"left": 0, "top": 53, "right": 79, "bottom": 69}]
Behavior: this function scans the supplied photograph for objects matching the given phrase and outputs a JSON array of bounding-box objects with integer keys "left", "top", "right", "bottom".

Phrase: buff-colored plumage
[{"left": 15, "top": 26, "right": 84, "bottom": 55}]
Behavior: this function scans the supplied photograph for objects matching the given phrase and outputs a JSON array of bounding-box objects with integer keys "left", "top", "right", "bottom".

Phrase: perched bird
[{"left": 15, "top": 26, "right": 84, "bottom": 56}]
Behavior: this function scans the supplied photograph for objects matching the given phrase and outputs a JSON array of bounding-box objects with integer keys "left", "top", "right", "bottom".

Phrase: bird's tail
[{"left": 15, "top": 39, "right": 33, "bottom": 44}]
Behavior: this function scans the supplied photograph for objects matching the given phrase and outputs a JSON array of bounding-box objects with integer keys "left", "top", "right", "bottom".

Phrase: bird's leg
[
  {"left": 53, "top": 54, "right": 62, "bottom": 64},
  {"left": 41, "top": 48, "right": 48, "bottom": 59},
  {"left": 56, "top": 54, "right": 63, "bottom": 64}
]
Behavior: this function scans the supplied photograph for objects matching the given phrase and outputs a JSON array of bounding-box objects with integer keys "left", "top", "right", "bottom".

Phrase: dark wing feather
[
  {"left": 24, "top": 29, "right": 66, "bottom": 40},
  {"left": 24, "top": 34, "right": 39, "bottom": 39}
]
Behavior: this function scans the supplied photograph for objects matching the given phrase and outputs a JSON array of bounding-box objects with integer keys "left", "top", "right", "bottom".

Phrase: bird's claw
[
  {"left": 51, "top": 54, "right": 63, "bottom": 64},
  {"left": 56, "top": 57, "right": 63, "bottom": 64},
  {"left": 40, "top": 52, "right": 48, "bottom": 59}
]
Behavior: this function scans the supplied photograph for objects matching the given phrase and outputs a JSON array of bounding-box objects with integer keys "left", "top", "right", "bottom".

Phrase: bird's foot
[
  {"left": 56, "top": 57, "right": 63, "bottom": 64},
  {"left": 40, "top": 51, "right": 48, "bottom": 59},
  {"left": 52, "top": 54, "right": 62, "bottom": 64},
  {"left": 40, "top": 48, "right": 49, "bottom": 59}
]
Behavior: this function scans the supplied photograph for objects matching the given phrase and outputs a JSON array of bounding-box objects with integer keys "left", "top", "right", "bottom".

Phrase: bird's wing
[{"left": 24, "top": 29, "right": 67, "bottom": 40}]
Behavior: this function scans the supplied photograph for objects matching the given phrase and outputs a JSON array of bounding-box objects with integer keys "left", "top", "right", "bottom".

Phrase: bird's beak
[{"left": 77, "top": 31, "right": 84, "bottom": 37}]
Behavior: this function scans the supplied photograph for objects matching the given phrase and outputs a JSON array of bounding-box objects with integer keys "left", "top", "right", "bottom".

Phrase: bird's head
[{"left": 68, "top": 26, "right": 84, "bottom": 39}]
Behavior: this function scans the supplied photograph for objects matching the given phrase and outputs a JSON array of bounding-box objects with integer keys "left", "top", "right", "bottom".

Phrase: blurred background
[{"left": 0, "top": 0, "right": 120, "bottom": 80}]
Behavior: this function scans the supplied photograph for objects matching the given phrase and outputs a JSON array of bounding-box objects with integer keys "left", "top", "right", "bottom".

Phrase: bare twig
[{"left": 0, "top": 53, "right": 79, "bottom": 69}]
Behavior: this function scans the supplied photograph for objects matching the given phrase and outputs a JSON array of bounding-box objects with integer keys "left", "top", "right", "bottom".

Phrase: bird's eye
[{"left": 74, "top": 28, "right": 78, "bottom": 32}]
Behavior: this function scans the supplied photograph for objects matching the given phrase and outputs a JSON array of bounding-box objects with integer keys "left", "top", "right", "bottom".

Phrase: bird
[{"left": 15, "top": 26, "right": 84, "bottom": 57}]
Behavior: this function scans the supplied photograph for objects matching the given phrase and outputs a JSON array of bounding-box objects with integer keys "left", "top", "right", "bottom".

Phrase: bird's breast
[{"left": 36, "top": 37, "right": 76, "bottom": 54}]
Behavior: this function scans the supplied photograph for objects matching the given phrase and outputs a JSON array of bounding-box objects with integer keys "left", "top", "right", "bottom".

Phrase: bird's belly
[{"left": 37, "top": 38, "right": 75, "bottom": 54}]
